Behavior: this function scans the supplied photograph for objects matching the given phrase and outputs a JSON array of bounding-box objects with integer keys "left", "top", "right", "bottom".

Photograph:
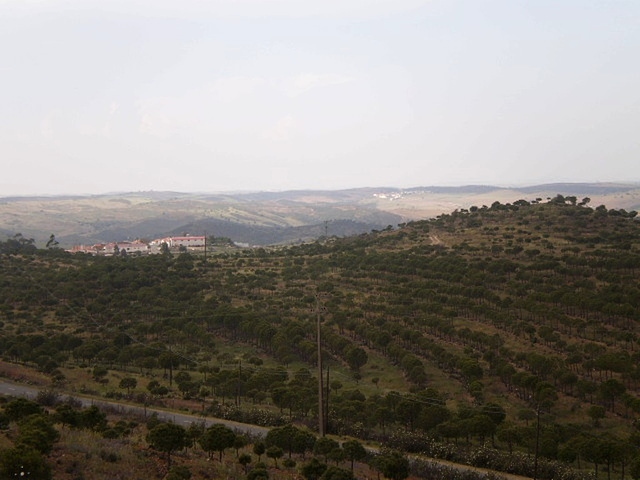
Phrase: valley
[
  {"left": 1, "top": 183, "right": 638, "bottom": 248},
  {"left": 1, "top": 194, "right": 639, "bottom": 479}
]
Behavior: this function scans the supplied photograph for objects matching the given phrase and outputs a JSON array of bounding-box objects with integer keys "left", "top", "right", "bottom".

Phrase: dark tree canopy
[
  {"left": 147, "top": 422, "right": 186, "bottom": 467},
  {"left": 198, "top": 423, "right": 236, "bottom": 461}
]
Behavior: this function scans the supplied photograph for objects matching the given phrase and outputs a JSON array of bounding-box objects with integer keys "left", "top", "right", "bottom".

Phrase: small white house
[
  {"left": 150, "top": 236, "right": 206, "bottom": 249},
  {"left": 103, "top": 241, "right": 149, "bottom": 255}
]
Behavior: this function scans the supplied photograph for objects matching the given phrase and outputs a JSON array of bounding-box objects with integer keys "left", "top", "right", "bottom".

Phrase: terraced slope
[{"left": 1, "top": 196, "right": 639, "bottom": 478}]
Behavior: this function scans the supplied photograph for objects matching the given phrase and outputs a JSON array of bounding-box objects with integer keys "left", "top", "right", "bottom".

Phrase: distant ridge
[
  {"left": 170, "top": 218, "right": 391, "bottom": 246},
  {"left": 1, "top": 182, "right": 638, "bottom": 247},
  {"left": 410, "top": 185, "right": 502, "bottom": 194},
  {"left": 2, "top": 182, "right": 639, "bottom": 203},
  {"left": 515, "top": 183, "right": 638, "bottom": 195}
]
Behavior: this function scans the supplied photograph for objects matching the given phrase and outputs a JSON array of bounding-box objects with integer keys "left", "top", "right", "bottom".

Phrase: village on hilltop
[{"left": 67, "top": 235, "right": 207, "bottom": 256}]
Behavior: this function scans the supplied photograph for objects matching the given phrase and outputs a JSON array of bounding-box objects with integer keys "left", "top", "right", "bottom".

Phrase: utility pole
[
  {"left": 534, "top": 402, "right": 541, "bottom": 480},
  {"left": 168, "top": 346, "right": 173, "bottom": 387},
  {"left": 237, "top": 359, "right": 242, "bottom": 407},
  {"left": 203, "top": 231, "right": 207, "bottom": 263},
  {"left": 325, "top": 365, "right": 330, "bottom": 434},
  {"left": 316, "top": 293, "right": 325, "bottom": 437}
]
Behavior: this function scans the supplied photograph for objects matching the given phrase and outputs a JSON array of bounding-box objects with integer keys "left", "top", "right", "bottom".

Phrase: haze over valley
[
  {"left": 2, "top": 182, "right": 639, "bottom": 248},
  {"left": 2, "top": 1, "right": 640, "bottom": 479}
]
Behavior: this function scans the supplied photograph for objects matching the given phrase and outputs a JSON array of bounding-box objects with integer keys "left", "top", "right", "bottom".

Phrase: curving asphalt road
[
  {"left": 0, "top": 380, "right": 269, "bottom": 437},
  {"left": 0, "top": 380, "right": 532, "bottom": 480}
]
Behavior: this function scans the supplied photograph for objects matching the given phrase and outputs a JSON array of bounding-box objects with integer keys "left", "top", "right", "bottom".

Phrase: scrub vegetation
[{"left": 1, "top": 195, "right": 640, "bottom": 479}]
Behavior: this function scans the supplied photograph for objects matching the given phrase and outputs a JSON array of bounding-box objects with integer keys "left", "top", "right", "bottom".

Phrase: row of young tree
[{"left": 1, "top": 198, "right": 640, "bottom": 478}]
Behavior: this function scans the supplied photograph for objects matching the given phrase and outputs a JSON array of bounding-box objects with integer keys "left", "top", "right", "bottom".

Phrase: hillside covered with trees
[{"left": 1, "top": 195, "right": 640, "bottom": 479}]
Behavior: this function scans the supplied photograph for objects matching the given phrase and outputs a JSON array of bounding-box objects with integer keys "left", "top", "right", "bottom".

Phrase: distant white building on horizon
[
  {"left": 68, "top": 235, "right": 207, "bottom": 255},
  {"left": 103, "top": 241, "right": 150, "bottom": 255},
  {"left": 150, "top": 236, "right": 206, "bottom": 249}
]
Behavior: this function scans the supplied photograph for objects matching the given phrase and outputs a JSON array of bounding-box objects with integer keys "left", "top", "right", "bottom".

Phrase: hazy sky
[{"left": 1, "top": 0, "right": 639, "bottom": 195}]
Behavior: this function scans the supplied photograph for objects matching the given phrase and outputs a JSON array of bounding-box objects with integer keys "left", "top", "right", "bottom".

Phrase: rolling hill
[
  {"left": 1, "top": 183, "right": 639, "bottom": 247},
  {"left": 1, "top": 194, "right": 639, "bottom": 479}
]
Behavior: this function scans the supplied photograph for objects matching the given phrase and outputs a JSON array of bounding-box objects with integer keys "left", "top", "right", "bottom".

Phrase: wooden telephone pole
[
  {"left": 316, "top": 293, "right": 325, "bottom": 436},
  {"left": 203, "top": 231, "right": 207, "bottom": 262}
]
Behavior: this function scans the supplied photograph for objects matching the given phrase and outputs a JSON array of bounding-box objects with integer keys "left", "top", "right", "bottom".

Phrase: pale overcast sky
[{"left": 1, "top": 0, "right": 639, "bottom": 195}]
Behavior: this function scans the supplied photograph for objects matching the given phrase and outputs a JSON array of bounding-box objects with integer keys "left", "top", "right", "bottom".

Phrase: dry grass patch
[
  {"left": 0, "top": 360, "right": 50, "bottom": 386},
  {"left": 52, "top": 428, "right": 158, "bottom": 480}
]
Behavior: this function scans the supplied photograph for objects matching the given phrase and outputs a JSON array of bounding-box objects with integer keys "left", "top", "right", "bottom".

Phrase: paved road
[
  {"left": 0, "top": 380, "right": 532, "bottom": 480},
  {"left": 0, "top": 380, "right": 269, "bottom": 437}
]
